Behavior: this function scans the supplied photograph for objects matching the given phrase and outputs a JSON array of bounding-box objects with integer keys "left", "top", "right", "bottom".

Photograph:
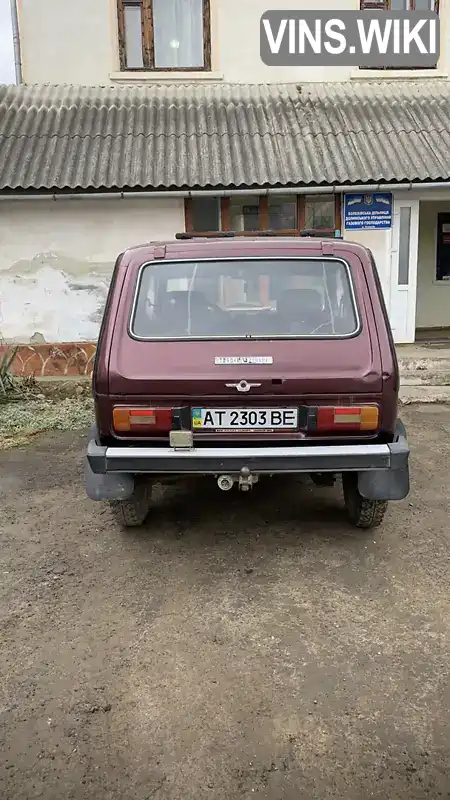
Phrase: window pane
[
  {"left": 414, "top": 0, "right": 434, "bottom": 10},
  {"left": 132, "top": 259, "right": 359, "bottom": 339},
  {"left": 229, "top": 197, "right": 260, "bottom": 232},
  {"left": 153, "top": 0, "right": 204, "bottom": 69},
  {"left": 268, "top": 197, "right": 297, "bottom": 230},
  {"left": 398, "top": 207, "right": 411, "bottom": 285},
  {"left": 305, "top": 197, "right": 335, "bottom": 230},
  {"left": 390, "top": 0, "right": 409, "bottom": 9},
  {"left": 124, "top": 4, "right": 144, "bottom": 68},
  {"left": 190, "top": 198, "right": 220, "bottom": 232}
]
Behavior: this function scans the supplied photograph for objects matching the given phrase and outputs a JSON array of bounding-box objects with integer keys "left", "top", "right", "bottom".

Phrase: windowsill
[
  {"left": 110, "top": 71, "right": 224, "bottom": 84},
  {"left": 433, "top": 279, "right": 450, "bottom": 285},
  {"left": 351, "top": 68, "right": 448, "bottom": 80}
]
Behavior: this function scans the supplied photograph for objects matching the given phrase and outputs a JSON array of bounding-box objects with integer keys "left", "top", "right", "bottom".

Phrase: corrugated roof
[{"left": 0, "top": 80, "right": 449, "bottom": 190}]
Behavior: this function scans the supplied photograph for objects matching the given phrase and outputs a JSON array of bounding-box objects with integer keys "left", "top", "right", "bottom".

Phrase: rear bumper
[
  {"left": 86, "top": 427, "right": 410, "bottom": 502},
  {"left": 88, "top": 439, "right": 406, "bottom": 475}
]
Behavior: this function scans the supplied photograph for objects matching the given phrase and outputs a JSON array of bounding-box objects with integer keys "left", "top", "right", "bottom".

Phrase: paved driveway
[{"left": 0, "top": 406, "right": 449, "bottom": 799}]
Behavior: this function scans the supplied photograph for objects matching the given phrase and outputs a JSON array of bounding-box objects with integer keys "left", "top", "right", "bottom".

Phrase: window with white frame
[{"left": 117, "top": 0, "right": 211, "bottom": 71}]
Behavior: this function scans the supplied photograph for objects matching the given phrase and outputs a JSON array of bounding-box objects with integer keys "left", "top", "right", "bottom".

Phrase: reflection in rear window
[{"left": 130, "top": 258, "right": 359, "bottom": 340}]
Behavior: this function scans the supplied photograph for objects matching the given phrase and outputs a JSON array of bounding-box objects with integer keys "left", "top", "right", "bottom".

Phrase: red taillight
[
  {"left": 316, "top": 406, "right": 379, "bottom": 432},
  {"left": 113, "top": 407, "right": 173, "bottom": 433}
]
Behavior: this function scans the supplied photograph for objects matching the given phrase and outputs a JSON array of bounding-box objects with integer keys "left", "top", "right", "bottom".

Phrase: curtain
[{"left": 153, "top": 0, "right": 204, "bottom": 68}]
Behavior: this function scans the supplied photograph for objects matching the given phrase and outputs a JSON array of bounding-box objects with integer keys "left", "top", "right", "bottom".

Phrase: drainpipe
[{"left": 9, "top": 0, "right": 22, "bottom": 84}]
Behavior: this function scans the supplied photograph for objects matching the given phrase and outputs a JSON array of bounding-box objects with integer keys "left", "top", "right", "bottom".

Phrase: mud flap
[
  {"left": 85, "top": 426, "right": 135, "bottom": 501},
  {"left": 85, "top": 458, "right": 135, "bottom": 501},
  {"left": 358, "top": 467, "right": 410, "bottom": 501},
  {"left": 358, "top": 422, "right": 410, "bottom": 501}
]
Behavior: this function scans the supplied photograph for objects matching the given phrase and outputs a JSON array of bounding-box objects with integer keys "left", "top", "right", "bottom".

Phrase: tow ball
[{"left": 217, "top": 467, "right": 259, "bottom": 492}]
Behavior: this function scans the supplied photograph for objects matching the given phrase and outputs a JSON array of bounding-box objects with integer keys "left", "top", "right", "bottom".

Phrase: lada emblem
[{"left": 225, "top": 380, "right": 262, "bottom": 393}]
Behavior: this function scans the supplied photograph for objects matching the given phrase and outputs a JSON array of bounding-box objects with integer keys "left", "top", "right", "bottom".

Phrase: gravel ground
[{"left": 0, "top": 405, "right": 449, "bottom": 800}]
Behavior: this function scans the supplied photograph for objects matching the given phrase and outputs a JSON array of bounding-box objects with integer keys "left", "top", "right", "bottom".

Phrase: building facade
[{"left": 1, "top": 0, "right": 450, "bottom": 367}]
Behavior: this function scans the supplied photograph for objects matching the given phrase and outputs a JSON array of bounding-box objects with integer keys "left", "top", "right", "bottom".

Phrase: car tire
[
  {"left": 109, "top": 478, "right": 151, "bottom": 528},
  {"left": 342, "top": 474, "right": 388, "bottom": 530}
]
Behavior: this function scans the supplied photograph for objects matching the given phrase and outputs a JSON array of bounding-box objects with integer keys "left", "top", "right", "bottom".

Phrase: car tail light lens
[
  {"left": 113, "top": 407, "right": 173, "bottom": 433},
  {"left": 316, "top": 405, "right": 379, "bottom": 432}
]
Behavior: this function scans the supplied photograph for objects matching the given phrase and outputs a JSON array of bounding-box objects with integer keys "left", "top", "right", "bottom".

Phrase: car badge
[
  {"left": 215, "top": 357, "right": 273, "bottom": 365},
  {"left": 225, "top": 380, "right": 262, "bottom": 393}
]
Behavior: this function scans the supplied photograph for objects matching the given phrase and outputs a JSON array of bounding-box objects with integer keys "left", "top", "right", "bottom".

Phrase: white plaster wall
[
  {"left": 17, "top": 0, "right": 450, "bottom": 85},
  {"left": 18, "top": 0, "right": 118, "bottom": 84},
  {"left": 416, "top": 199, "right": 450, "bottom": 329},
  {"left": 217, "top": 0, "right": 356, "bottom": 84},
  {"left": 0, "top": 197, "right": 184, "bottom": 343}
]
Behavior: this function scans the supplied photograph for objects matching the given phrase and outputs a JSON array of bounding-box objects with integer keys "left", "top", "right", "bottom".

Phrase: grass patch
[{"left": 0, "top": 396, "right": 94, "bottom": 449}]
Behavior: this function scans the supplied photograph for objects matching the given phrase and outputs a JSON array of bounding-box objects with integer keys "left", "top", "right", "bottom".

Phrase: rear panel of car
[{"left": 94, "top": 238, "right": 398, "bottom": 445}]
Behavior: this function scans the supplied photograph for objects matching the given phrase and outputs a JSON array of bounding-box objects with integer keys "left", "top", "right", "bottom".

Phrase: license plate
[{"left": 191, "top": 407, "right": 298, "bottom": 431}]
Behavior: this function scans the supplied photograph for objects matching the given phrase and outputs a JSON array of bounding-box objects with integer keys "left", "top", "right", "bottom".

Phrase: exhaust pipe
[{"left": 217, "top": 475, "right": 234, "bottom": 491}]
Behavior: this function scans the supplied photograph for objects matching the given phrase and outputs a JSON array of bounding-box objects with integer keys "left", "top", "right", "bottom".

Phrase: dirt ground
[{"left": 0, "top": 405, "right": 449, "bottom": 800}]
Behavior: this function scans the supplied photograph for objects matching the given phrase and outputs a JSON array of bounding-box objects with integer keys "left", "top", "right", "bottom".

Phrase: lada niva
[{"left": 85, "top": 234, "right": 410, "bottom": 530}]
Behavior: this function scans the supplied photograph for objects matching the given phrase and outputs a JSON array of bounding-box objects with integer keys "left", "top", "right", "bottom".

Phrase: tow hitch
[{"left": 217, "top": 467, "right": 259, "bottom": 492}]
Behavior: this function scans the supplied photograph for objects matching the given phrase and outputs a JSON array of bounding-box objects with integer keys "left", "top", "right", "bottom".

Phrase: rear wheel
[
  {"left": 342, "top": 473, "right": 388, "bottom": 529},
  {"left": 109, "top": 478, "right": 151, "bottom": 528}
]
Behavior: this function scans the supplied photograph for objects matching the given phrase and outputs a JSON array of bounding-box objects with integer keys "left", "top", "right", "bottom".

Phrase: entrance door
[
  {"left": 436, "top": 213, "right": 450, "bottom": 282},
  {"left": 389, "top": 199, "right": 419, "bottom": 344}
]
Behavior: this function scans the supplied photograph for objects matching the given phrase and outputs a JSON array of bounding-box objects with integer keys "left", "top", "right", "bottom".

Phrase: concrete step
[
  {"left": 398, "top": 360, "right": 450, "bottom": 376},
  {"left": 397, "top": 344, "right": 450, "bottom": 359},
  {"left": 401, "top": 376, "right": 450, "bottom": 386},
  {"left": 397, "top": 345, "right": 450, "bottom": 386},
  {"left": 397, "top": 345, "right": 450, "bottom": 377},
  {"left": 399, "top": 385, "right": 450, "bottom": 404}
]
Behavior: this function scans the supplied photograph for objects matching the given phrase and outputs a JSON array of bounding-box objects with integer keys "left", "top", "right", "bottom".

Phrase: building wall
[
  {"left": 0, "top": 191, "right": 444, "bottom": 346},
  {"left": 416, "top": 199, "right": 450, "bottom": 329},
  {"left": 0, "top": 193, "right": 399, "bottom": 344},
  {"left": 18, "top": 0, "right": 119, "bottom": 85},
  {"left": 216, "top": 0, "right": 354, "bottom": 84},
  {"left": 17, "top": 0, "right": 450, "bottom": 85},
  {"left": 0, "top": 197, "right": 184, "bottom": 343}
]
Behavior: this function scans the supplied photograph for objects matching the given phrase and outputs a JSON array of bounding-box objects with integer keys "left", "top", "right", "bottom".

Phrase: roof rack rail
[
  {"left": 175, "top": 231, "right": 235, "bottom": 240},
  {"left": 175, "top": 230, "right": 343, "bottom": 241},
  {"left": 176, "top": 230, "right": 299, "bottom": 239}
]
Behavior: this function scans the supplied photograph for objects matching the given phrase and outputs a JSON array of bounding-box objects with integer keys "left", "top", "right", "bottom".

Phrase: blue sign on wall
[{"left": 344, "top": 193, "right": 393, "bottom": 231}]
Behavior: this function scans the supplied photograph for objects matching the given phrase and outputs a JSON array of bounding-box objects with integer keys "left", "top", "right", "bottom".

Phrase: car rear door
[{"left": 107, "top": 242, "right": 383, "bottom": 442}]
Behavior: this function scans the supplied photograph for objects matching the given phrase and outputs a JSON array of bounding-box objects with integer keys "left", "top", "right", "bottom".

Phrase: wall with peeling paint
[{"left": 0, "top": 197, "right": 185, "bottom": 343}]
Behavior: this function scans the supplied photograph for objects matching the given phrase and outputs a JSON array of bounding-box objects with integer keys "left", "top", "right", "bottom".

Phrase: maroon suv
[{"left": 85, "top": 234, "right": 410, "bottom": 530}]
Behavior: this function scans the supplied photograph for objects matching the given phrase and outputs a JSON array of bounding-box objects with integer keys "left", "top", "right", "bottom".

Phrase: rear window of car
[{"left": 130, "top": 258, "right": 360, "bottom": 340}]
